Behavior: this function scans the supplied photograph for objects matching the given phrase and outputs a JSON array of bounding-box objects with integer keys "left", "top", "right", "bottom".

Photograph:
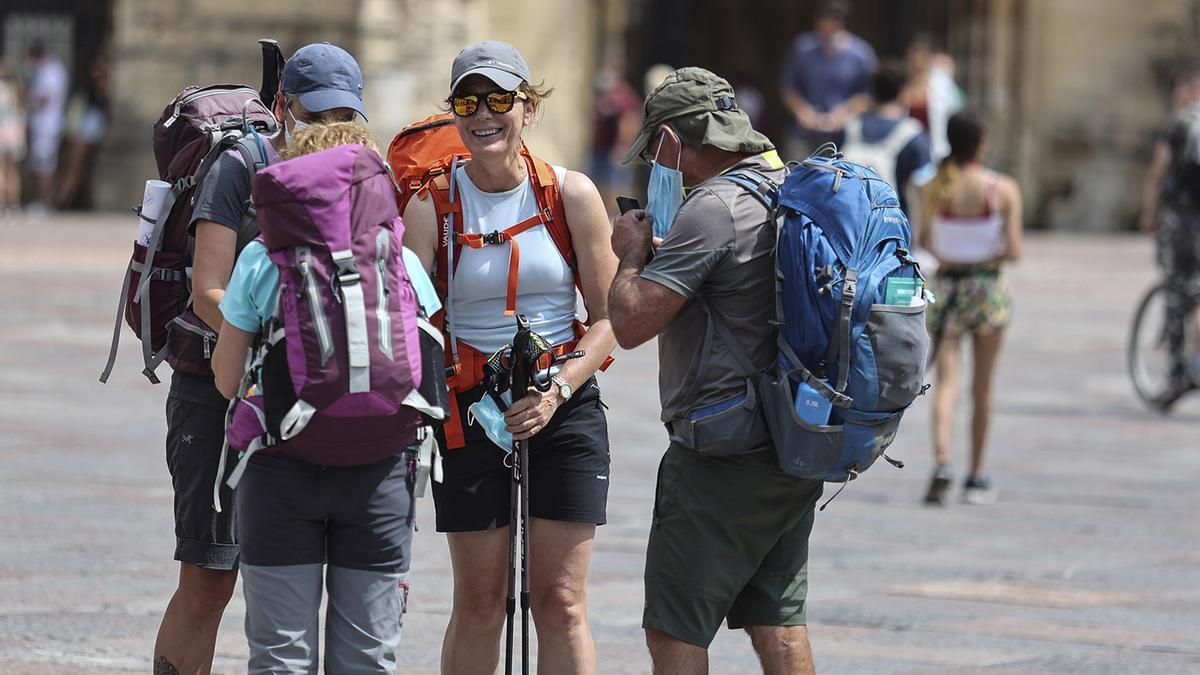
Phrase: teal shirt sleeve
[
  {"left": 402, "top": 246, "right": 441, "bottom": 317},
  {"left": 219, "top": 240, "right": 279, "bottom": 332},
  {"left": 221, "top": 243, "right": 433, "bottom": 332}
]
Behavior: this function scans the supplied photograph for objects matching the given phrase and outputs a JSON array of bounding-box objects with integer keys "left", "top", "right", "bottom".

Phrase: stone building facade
[
  {"left": 985, "top": 0, "right": 1200, "bottom": 231},
  {"left": 5, "top": 0, "right": 1199, "bottom": 229},
  {"left": 89, "top": 0, "right": 602, "bottom": 211}
]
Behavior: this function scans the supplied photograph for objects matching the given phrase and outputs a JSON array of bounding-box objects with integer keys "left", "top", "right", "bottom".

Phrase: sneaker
[
  {"left": 923, "top": 464, "right": 952, "bottom": 506},
  {"left": 962, "top": 475, "right": 996, "bottom": 505}
]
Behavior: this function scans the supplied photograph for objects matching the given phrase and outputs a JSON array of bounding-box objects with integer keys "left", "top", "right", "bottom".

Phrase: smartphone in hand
[{"left": 616, "top": 196, "right": 640, "bottom": 215}]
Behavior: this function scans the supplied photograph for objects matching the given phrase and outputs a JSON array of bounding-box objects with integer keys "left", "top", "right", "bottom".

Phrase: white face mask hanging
[{"left": 284, "top": 106, "right": 311, "bottom": 146}]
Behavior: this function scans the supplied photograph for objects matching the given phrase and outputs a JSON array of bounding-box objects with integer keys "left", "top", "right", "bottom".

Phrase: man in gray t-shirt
[
  {"left": 609, "top": 67, "right": 823, "bottom": 674},
  {"left": 641, "top": 152, "right": 784, "bottom": 428}
]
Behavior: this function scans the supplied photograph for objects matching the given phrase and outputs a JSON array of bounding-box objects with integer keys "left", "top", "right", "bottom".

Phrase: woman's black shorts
[{"left": 433, "top": 376, "right": 610, "bottom": 532}]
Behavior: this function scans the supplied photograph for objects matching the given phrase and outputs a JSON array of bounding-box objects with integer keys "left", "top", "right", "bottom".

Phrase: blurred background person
[
  {"left": 24, "top": 41, "right": 68, "bottom": 215},
  {"left": 840, "top": 61, "right": 934, "bottom": 217},
  {"left": 903, "top": 34, "right": 964, "bottom": 162},
  {"left": 643, "top": 63, "right": 675, "bottom": 98},
  {"left": 918, "top": 111, "right": 1023, "bottom": 507},
  {"left": 57, "top": 56, "right": 110, "bottom": 209},
  {"left": 590, "top": 61, "right": 641, "bottom": 215},
  {"left": 1139, "top": 64, "right": 1200, "bottom": 408},
  {"left": 729, "top": 71, "right": 768, "bottom": 133},
  {"left": 731, "top": 72, "right": 770, "bottom": 141},
  {"left": 0, "top": 61, "right": 24, "bottom": 219},
  {"left": 779, "top": 0, "right": 876, "bottom": 160}
]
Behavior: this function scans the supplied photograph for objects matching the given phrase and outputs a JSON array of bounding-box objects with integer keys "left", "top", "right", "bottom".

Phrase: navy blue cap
[{"left": 282, "top": 43, "right": 367, "bottom": 120}]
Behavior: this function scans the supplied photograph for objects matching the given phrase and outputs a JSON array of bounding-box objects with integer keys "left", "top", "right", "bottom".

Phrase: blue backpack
[{"left": 716, "top": 146, "right": 930, "bottom": 490}]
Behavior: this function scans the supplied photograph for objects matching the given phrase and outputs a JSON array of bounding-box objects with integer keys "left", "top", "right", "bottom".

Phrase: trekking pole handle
[{"left": 258, "top": 39, "right": 283, "bottom": 113}]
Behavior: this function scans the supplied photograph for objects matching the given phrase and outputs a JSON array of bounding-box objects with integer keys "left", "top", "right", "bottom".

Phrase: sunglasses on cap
[{"left": 448, "top": 89, "right": 528, "bottom": 118}]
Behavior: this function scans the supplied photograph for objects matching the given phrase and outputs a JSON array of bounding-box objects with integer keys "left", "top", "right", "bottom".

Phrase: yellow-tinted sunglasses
[{"left": 449, "top": 89, "right": 527, "bottom": 118}]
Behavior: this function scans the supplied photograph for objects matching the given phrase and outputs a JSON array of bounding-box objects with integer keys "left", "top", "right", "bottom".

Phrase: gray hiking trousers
[
  {"left": 242, "top": 564, "right": 408, "bottom": 674},
  {"left": 237, "top": 452, "right": 415, "bottom": 674}
]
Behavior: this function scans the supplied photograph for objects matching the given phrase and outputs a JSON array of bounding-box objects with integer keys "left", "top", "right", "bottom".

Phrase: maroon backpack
[{"left": 99, "top": 84, "right": 277, "bottom": 384}]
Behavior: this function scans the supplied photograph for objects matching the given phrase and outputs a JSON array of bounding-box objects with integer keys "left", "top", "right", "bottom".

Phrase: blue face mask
[
  {"left": 645, "top": 132, "right": 684, "bottom": 240},
  {"left": 467, "top": 391, "right": 514, "bottom": 452}
]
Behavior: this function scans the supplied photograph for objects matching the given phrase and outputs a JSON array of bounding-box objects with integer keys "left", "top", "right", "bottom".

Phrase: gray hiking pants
[
  {"left": 242, "top": 563, "right": 408, "bottom": 674},
  {"left": 237, "top": 452, "right": 415, "bottom": 674}
]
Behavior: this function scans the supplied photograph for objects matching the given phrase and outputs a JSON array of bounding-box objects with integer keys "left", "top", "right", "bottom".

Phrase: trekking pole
[
  {"left": 505, "top": 448, "right": 520, "bottom": 675},
  {"left": 504, "top": 434, "right": 520, "bottom": 675},
  {"left": 478, "top": 347, "right": 519, "bottom": 675},
  {"left": 502, "top": 315, "right": 587, "bottom": 675},
  {"left": 508, "top": 315, "right": 537, "bottom": 675}
]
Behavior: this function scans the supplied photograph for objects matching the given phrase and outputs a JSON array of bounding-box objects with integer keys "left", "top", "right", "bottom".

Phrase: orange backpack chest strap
[
  {"left": 431, "top": 153, "right": 573, "bottom": 290},
  {"left": 454, "top": 210, "right": 549, "bottom": 316}
]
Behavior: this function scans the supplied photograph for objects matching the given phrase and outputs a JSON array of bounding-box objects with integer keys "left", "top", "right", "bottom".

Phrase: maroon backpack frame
[{"left": 99, "top": 84, "right": 277, "bottom": 384}]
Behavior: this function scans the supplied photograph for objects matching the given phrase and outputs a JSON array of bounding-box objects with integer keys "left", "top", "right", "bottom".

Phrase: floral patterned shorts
[{"left": 927, "top": 266, "right": 1012, "bottom": 339}]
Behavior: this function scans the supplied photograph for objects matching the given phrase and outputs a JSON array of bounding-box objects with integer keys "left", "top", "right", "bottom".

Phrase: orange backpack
[{"left": 387, "top": 114, "right": 609, "bottom": 449}]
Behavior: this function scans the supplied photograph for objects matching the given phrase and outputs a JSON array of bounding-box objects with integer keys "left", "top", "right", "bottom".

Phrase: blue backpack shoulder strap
[
  {"left": 236, "top": 130, "right": 271, "bottom": 174},
  {"left": 233, "top": 132, "right": 272, "bottom": 244},
  {"left": 715, "top": 167, "right": 780, "bottom": 213},
  {"left": 684, "top": 167, "right": 784, "bottom": 385}
]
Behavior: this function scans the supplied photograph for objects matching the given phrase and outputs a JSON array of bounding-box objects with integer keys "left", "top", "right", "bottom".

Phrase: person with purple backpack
[
  {"left": 151, "top": 42, "right": 369, "bottom": 675},
  {"left": 211, "top": 122, "right": 441, "bottom": 673}
]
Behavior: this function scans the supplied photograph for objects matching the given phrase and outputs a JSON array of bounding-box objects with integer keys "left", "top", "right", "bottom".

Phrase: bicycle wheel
[{"left": 1128, "top": 282, "right": 1193, "bottom": 408}]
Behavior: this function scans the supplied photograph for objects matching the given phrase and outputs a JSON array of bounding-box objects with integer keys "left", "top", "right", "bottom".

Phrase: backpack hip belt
[{"left": 437, "top": 322, "right": 596, "bottom": 450}]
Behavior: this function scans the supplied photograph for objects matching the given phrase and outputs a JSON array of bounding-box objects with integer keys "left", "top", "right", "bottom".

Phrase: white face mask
[{"left": 284, "top": 106, "right": 310, "bottom": 145}]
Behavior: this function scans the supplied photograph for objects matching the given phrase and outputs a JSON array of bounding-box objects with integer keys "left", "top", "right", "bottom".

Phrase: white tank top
[
  {"left": 449, "top": 163, "right": 577, "bottom": 354},
  {"left": 931, "top": 173, "right": 1005, "bottom": 264}
]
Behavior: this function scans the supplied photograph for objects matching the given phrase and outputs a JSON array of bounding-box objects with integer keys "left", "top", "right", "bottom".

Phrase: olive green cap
[{"left": 621, "top": 66, "right": 774, "bottom": 165}]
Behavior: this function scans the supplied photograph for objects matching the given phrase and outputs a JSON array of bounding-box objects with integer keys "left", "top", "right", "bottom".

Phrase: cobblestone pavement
[{"left": 2, "top": 214, "right": 1199, "bottom": 674}]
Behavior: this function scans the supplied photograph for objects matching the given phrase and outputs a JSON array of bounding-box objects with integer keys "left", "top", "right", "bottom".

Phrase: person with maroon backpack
[
  {"left": 150, "top": 43, "right": 369, "bottom": 675},
  {"left": 400, "top": 41, "right": 618, "bottom": 674}
]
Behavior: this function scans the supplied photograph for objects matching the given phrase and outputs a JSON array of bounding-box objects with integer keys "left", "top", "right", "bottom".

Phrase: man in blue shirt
[{"left": 779, "top": 0, "right": 877, "bottom": 159}]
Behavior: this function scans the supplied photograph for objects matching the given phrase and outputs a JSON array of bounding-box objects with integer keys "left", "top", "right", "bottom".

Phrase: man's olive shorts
[{"left": 643, "top": 443, "right": 823, "bottom": 648}]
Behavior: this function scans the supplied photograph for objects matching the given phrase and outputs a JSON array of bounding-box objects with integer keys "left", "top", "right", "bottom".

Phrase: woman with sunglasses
[{"left": 402, "top": 41, "right": 618, "bottom": 674}]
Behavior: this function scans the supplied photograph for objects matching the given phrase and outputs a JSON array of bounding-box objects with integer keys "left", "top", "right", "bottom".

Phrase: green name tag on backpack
[{"left": 884, "top": 277, "right": 920, "bottom": 305}]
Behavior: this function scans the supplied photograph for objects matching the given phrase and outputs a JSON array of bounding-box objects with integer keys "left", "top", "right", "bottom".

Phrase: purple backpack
[{"left": 222, "top": 144, "right": 439, "bottom": 487}]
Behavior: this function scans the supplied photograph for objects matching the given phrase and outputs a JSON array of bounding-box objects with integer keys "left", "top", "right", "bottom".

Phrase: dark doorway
[
  {"left": 1, "top": 0, "right": 116, "bottom": 208},
  {"left": 626, "top": 0, "right": 975, "bottom": 145}
]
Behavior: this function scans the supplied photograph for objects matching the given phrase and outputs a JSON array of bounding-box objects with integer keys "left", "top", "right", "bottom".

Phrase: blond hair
[
  {"left": 919, "top": 156, "right": 961, "bottom": 233},
  {"left": 279, "top": 122, "right": 380, "bottom": 160}
]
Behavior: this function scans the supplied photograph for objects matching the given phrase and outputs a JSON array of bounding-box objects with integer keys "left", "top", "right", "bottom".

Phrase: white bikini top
[{"left": 931, "top": 173, "right": 1005, "bottom": 265}]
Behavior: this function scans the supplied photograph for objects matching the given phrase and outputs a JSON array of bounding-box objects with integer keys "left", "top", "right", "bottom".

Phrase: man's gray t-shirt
[
  {"left": 171, "top": 143, "right": 278, "bottom": 408},
  {"left": 640, "top": 152, "right": 786, "bottom": 423}
]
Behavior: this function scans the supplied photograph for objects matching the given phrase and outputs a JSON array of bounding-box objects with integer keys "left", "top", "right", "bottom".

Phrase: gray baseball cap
[
  {"left": 282, "top": 42, "right": 368, "bottom": 120},
  {"left": 450, "top": 41, "right": 531, "bottom": 94}
]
